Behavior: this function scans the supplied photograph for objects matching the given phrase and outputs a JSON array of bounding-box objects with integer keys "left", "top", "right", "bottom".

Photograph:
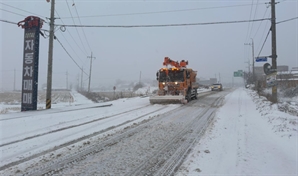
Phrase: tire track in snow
[
  {"left": 0, "top": 105, "right": 173, "bottom": 171},
  {"left": 0, "top": 105, "right": 150, "bottom": 148},
  {"left": 18, "top": 105, "right": 181, "bottom": 176}
]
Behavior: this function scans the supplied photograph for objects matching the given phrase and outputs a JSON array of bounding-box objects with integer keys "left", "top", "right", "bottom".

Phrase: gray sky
[{"left": 1, "top": 0, "right": 297, "bottom": 91}]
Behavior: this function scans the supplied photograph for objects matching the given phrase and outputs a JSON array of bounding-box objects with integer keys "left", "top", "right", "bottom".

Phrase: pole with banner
[{"left": 18, "top": 16, "right": 43, "bottom": 111}]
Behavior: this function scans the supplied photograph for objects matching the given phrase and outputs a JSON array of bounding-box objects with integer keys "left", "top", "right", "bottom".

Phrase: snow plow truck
[{"left": 149, "top": 57, "right": 199, "bottom": 104}]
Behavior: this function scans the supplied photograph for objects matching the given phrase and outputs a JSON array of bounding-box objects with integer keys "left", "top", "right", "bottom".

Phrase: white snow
[
  {"left": 0, "top": 88, "right": 297, "bottom": 175},
  {"left": 176, "top": 88, "right": 298, "bottom": 175}
]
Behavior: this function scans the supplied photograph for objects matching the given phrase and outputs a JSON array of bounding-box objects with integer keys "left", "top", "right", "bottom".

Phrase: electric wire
[
  {"left": 245, "top": 0, "right": 255, "bottom": 42},
  {"left": 254, "top": 15, "right": 298, "bottom": 57},
  {"left": 72, "top": 0, "right": 92, "bottom": 52},
  {"left": 3, "top": 16, "right": 295, "bottom": 29},
  {"left": 55, "top": 9, "right": 85, "bottom": 64},
  {"left": 0, "top": 19, "right": 18, "bottom": 25},
  {"left": 58, "top": 3, "right": 266, "bottom": 19},
  {"left": 276, "top": 16, "right": 298, "bottom": 24},
  {"left": 257, "top": 27, "right": 271, "bottom": 57},
  {"left": 58, "top": 30, "right": 84, "bottom": 64},
  {"left": 244, "top": 0, "right": 257, "bottom": 62},
  {"left": 55, "top": 35, "right": 89, "bottom": 76},
  {"left": 0, "top": 8, "right": 27, "bottom": 17},
  {"left": 65, "top": 0, "right": 88, "bottom": 55},
  {"left": 256, "top": 20, "right": 270, "bottom": 58},
  {"left": 55, "top": 18, "right": 271, "bottom": 28},
  {"left": 0, "top": 2, "right": 46, "bottom": 20},
  {"left": 249, "top": 0, "right": 260, "bottom": 38},
  {"left": 253, "top": 6, "right": 269, "bottom": 38}
]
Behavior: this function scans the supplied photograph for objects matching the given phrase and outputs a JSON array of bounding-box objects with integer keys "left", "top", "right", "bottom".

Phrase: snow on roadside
[
  {"left": 134, "top": 86, "right": 154, "bottom": 95},
  {"left": 0, "top": 91, "right": 94, "bottom": 114},
  {"left": 176, "top": 88, "right": 297, "bottom": 176},
  {"left": 247, "top": 89, "right": 297, "bottom": 138},
  {"left": 69, "top": 90, "right": 94, "bottom": 105}
]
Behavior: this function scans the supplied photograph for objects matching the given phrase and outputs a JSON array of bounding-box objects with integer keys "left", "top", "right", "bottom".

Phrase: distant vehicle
[{"left": 211, "top": 83, "right": 223, "bottom": 91}]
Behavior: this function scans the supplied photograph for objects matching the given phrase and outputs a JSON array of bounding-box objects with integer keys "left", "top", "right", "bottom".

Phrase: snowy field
[
  {"left": 0, "top": 88, "right": 297, "bottom": 175},
  {"left": 0, "top": 90, "right": 94, "bottom": 114},
  {"left": 0, "top": 87, "right": 210, "bottom": 114}
]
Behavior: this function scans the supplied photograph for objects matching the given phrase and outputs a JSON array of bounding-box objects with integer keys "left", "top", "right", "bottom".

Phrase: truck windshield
[{"left": 159, "top": 70, "right": 184, "bottom": 82}]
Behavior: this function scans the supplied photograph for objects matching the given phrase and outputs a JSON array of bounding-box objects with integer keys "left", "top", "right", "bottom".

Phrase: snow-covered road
[
  {"left": 0, "top": 89, "right": 227, "bottom": 175},
  {"left": 0, "top": 88, "right": 297, "bottom": 176}
]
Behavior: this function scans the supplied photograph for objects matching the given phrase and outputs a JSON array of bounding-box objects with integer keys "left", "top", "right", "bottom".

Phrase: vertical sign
[{"left": 19, "top": 17, "right": 41, "bottom": 111}]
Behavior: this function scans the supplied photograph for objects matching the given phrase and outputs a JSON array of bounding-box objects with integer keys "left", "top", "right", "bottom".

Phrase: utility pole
[
  {"left": 251, "top": 38, "right": 255, "bottom": 82},
  {"left": 14, "top": 69, "right": 16, "bottom": 91},
  {"left": 271, "top": 0, "right": 278, "bottom": 103},
  {"left": 81, "top": 67, "right": 83, "bottom": 91},
  {"left": 244, "top": 38, "right": 255, "bottom": 83},
  {"left": 66, "top": 71, "right": 68, "bottom": 90},
  {"left": 139, "top": 71, "right": 142, "bottom": 84},
  {"left": 87, "top": 52, "right": 95, "bottom": 92},
  {"left": 245, "top": 60, "right": 251, "bottom": 73},
  {"left": 46, "top": 0, "right": 55, "bottom": 109},
  {"left": 77, "top": 74, "right": 79, "bottom": 90}
]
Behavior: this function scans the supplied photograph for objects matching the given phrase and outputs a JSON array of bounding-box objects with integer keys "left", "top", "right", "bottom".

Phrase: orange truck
[{"left": 149, "top": 57, "right": 198, "bottom": 104}]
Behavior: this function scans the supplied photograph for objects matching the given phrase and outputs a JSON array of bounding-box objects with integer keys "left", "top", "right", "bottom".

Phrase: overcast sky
[{"left": 1, "top": 0, "right": 297, "bottom": 91}]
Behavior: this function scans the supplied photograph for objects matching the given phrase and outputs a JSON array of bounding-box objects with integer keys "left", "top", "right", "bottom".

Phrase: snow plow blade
[{"left": 149, "top": 95, "right": 187, "bottom": 104}]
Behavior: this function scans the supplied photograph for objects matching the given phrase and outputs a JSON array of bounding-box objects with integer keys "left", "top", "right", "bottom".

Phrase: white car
[{"left": 211, "top": 83, "right": 223, "bottom": 91}]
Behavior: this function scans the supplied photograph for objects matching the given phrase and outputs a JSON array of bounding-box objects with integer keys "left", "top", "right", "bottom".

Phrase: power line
[
  {"left": 276, "top": 16, "right": 298, "bottom": 24},
  {"left": 4, "top": 16, "right": 295, "bottom": 29},
  {"left": 0, "top": 19, "right": 17, "bottom": 25},
  {"left": 72, "top": 0, "right": 92, "bottom": 52},
  {"left": 257, "top": 27, "right": 271, "bottom": 57},
  {"left": 58, "top": 30, "right": 84, "bottom": 63},
  {"left": 56, "top": 18, "right": 271, "bottom": 28},
  {"left": 244, "top": 0, "right": 255, "bottom": 42},
  {"left": 55, "top": 9, "right": 86, "bottom": 64},
  {"left": 58, "top": 3, "right": 266, "bottom": 19},
  {"left": 0, "top": 2, "right": 46, "bottom": 19},
  {"left": 55, "top": 35, "right": 89, "bottom": 76},
  {"left": 0, "top": 8, "right": 26, "bottom": 17},
  {"left": 65, "top": 0, "right": 88, "bottom": 55},
  {"left": 257, "top": 14, "right": 270, "bottom": 50},
  {"left": 249, "top": 0, "right": 260, "bottom": 38},
  {"left": 253, "top": 6, "right": 269, "bottom": 38}
]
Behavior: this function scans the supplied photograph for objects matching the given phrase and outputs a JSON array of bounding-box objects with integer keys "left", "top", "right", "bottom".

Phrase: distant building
[
  {"left": 254, "top": 65, "right": 298, "bottom": 88},
  {"left": 198, "top": 78, "right": 217, "bottom": 86},
  {"left": 254, "top": 65, "right": 289, "bottom": 80},
  {"left": 277, "top": 67, "right": 298, "bottom": 88}
]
